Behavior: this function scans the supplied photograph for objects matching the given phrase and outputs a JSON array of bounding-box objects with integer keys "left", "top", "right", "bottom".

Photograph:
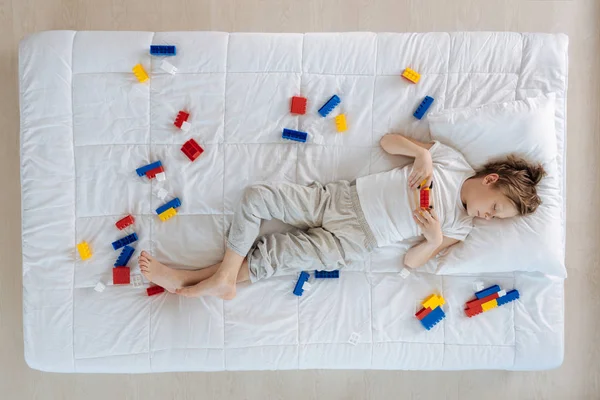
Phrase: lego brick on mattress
[{"left": 19, "top": 31, "right": 567, "bottom": 372}]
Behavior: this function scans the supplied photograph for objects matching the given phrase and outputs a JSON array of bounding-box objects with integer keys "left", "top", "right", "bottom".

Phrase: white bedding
[{"left": 19, "top": 31, "right": 567, "bottom": 372}]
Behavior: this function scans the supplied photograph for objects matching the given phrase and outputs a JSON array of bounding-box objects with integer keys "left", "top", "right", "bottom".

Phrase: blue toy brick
[
  {"left": 315, "top": 270, "right": 339, "bottom": 279},
  {"left": 112, "top": 233, "right": 138, "bottom": 251},
  {"left": 282, "top": 128, "right": 308, "bottom": 143},
  {"left": 419, "top": 306, "right": 446, "bottom": 330},
  {"left": 318, "top": 95, "right": 341, "bottom": 117},
  {"left": 156, "top": 197, "right": 182, "bottom": 215},
  {"left": 413, "top": 96, "right": 434, "bottom": 120},
  {"left": 150, "top": 45, "right": 176, "bottom": 56},
  {"left": 293, "top": 271, "right": 310, "bottom": 296},
  {"left": 136, "top": 161, "right": 162, "bottom": 177},
  {"left": 496, "top": 289, "right": 520, "bottom": 306},
  {"left": 114, "top": 245, "right": 135, "bottom": 267},
  {"left": 475, "top": 284, "right": 501, "bottom": 299}
]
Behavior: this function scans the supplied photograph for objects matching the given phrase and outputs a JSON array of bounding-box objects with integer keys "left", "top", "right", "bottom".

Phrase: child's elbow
[{"left": 379, "top": 134, "right": 392, "bottom": 150}]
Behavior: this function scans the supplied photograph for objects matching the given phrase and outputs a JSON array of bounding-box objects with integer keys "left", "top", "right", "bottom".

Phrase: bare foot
[
  {"left": 138, "top": 251, "right": 186, "bottom": 293},
  {"left": 175, "top": 272, "right": 237, "bottom": 300}
]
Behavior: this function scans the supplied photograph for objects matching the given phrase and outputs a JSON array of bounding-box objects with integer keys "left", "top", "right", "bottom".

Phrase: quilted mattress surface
[{"left": 19, "top": 31, "right": 567, "bottom": 372}]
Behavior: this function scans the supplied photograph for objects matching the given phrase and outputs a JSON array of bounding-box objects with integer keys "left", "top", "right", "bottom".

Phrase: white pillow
[{"left": 428, "top": 94, "right": 566, "bottom": 277}]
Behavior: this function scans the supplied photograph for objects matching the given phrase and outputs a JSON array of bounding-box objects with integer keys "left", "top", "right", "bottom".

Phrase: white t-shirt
[{"left": 356, "top": 141, "right": 475, "bottom": 247}]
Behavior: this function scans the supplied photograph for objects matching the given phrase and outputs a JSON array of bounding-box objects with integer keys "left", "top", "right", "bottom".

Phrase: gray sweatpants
[{"left": 227, "top": 181, "right": 377, "bottom": 282}]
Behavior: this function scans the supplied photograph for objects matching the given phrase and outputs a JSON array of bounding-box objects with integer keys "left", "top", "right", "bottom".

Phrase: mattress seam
[
  {"left": 71, "top": 31, "right": 77, "bottom": 372},
  {"left": 148, "top": 31, "right": 156, "bottom": 372},
  {"left": 69, "top": 71, "right": 524, "bottom": 77}
]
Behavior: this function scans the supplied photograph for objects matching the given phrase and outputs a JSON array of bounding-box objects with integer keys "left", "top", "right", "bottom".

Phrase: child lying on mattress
[{"left": 138, "top": 134, "right": 546, "bottom": 299}]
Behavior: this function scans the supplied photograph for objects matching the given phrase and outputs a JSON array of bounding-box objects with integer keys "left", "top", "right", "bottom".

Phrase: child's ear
[{"left": 483, "top": 173, "right": 499, "bottom": 185}]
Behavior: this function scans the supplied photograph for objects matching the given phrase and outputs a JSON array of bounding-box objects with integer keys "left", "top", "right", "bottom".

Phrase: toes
[{"left": 141, "top": 251, "right": 153, "bottom": 261}]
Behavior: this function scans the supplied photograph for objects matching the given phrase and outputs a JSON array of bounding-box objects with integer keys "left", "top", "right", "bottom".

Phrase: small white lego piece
[
  {"left": 180, "top": 121, "right": 191, "bottom": 132},
  {"left": 153, "top": 187, "right": 168, "bottom": 201},
  {"left": 348, "top": 332, "right": 360, "bottom": 346},
  {"left": 155, "top": 172, "right": 166, "bottom": 182},
  {"left": 160, "top": 60, "right": 178, "bottom": 75},
  {"left": 497, "top": 289, "right": 507, "bottom": 297},
  {"left": 302, "top": 282, "right": 312, "bottom": 292},
  {"left": 399, "top": 268, "right": 411, "bottom": 279},
  {"left": 473, "top": 281, "right": 485, "bottom": 292},
  {"left": 131, "top": 274, "right": 143, "bottom": 288},
  {"left": 94, "top": 282, "right": 106, "bottom": 293}
]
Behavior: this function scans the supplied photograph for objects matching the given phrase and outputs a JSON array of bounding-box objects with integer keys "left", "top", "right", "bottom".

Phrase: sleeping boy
[{"left": 138, "top": 134, "right": 546, "bottom": 299}]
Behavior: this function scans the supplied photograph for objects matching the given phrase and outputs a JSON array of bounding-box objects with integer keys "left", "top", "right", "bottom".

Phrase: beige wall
[{"left": 1, "top": 0, "right": 599, "bottom": 399}]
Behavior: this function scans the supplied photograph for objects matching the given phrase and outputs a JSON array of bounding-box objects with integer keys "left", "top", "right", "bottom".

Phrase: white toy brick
[
  {"left": 94, "top": 282, "right": 106, "bottom": 293},
  {"left": 181, "top": 121, "right": 192, "bottom": 132},
  {"left": 154, "top": 187, "right": 168, "bottom": 201},
  {"left": 497, "top": 289, "right": 507, "bottom": 297},
  {"left": 131, "top": 274, "right": 143, "bottom": 288},
  {"left": 160, "top": 60, "right": 178, "bottom": 75},
  {"left": 302, "top": 282, "right": 312, "bottom": 291},
  {"left": 473, "top": 281, "right": 485, "bottom": 292},
  {"left": 348, "top": 332, "right": 360, "bottom": 346},
  {"left": 399, "top": 268, "right": 411, "bottom": 279},
  {"left": 155, "top": 172, "right": 166, "bottom": 182}
]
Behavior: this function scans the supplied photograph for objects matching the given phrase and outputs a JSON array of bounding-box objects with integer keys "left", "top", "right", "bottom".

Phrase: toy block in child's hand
[{"left": 290, "top": 96, "right": 307, "bottom": 115}]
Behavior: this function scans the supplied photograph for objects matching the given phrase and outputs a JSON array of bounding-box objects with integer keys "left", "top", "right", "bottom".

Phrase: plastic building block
[
  {"left": 290, "top": 96, "right": 307, "bottom": 115},
  {"left": 131, "top": 274, "right": 144, "bottom": 288},
  {"left": 473, "top": 281, "right": 485, "bottom": 292},
  {"left": 415, "top": 307, "right": 433, "bottom": 321},
  {"left": 465, "top": 305, "right": 483, "bottom": 318},
  {"left": 154, "top": 187, "right": 168, "bottom": 201},
  {"left": 413, "top": 96, "right": 434, "bottom": 120},
  {"left": 136, "top": 161, "right": 162, "bottom": 177},
  {"left": 132, "top": 64, "right": 149, "bottom": 83},
  {"left": 348, "top": 332, "right": 360, "bottom": 346},
  {"left": 158, "top": 207, "right": 178, "bottom": 222},
  {"left": 113, "top": 267, "right": 131, "bottom": 285},
  {"left": 114, "top": 245, "right": 135, "bottom": 267},
  {"left": 181, "top": 138, "right": 204, "bottom": 162},
  {"left": 481, "top": 298, "right": 498, "bottom": 311},
  {"left": 77, "top": 241, "right": 92, "bottom": 261},
  {"left": 145, "top": 165, "right": 165, "bottom": 179},
  {"left": 155, "top": 172, "right": 166, "bottom": 182},
  {"left": 282, "top": 128, "right": 308, "bottom": 143},
  {"left": 293, "top": 271, "right": 310, "bottom": 296},
  {"left": 181, "top": 121, "right": 191, "bottom": 132},
  {"left": 335, "top": 114, "right": 348, "bottom": 132},
  {"left": 174, "top": 111, "right": 190, "bottom": 129},
  {"left": 422, "top": 294, "right": 445, "bottom": 310},
  {"left": 465, "top": 292, "right": 500, "bottom": 309},
  {"left": 497, "top": 289, "right": 507, "bottom": 298},
  {"left": 318, "top": 95, "right": 341, "bottom": 117},
  {"left": 94, "top": 282, "right": 106, "bottom": 292},
  {"left": 116, "top": 215, "right": 135, "bottom": 230},
  {"left": 112, "top": 232, "right": 138, "bottom": 250},
  {"left": 419, "top": 188, "right": 430, "bottom": 209},
  {"left": 475, "top": 284, "right": 501, "bottom": 299},
  {"left": 147, "top": 285, "right": 166, "bottom": 296},
  {"left": 399, "top": 268, "right": 411, "bottom": 279},
  {"left": 302, "top": 282, "right": 312, "bottom": 292},
  {"left": 315, "top": 270, "right": 340, "bottom": 278},
  {"left": 160, "top": 60, "right": 178, "bottom": 75},
  {"left": 150, "top": 45, "right": 176, "bottom": 56},
  {"left": 156, "top": 197, "right": 181, "bottom": 215},
  {"left": 401, "top": 67, "right": 420, "bottom": 84},
  {"left": 496, "top": 289, "right": 520, "bottom": 306},
  {"left": 419, "top": 306, "right": 445, "bottom": 330}
]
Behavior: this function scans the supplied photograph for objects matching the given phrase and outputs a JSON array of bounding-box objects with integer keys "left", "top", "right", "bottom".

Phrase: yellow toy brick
[
  {"left": 422, "top": 294, "right": 445, "bottom": 310},
  {"left": 132, "top": 64, "right": 149, "bottom": 83},
  {"left": 158, "top": 207, "right": 177, "bottom": 222},
  {"left": 401, "top": 67, "right": 420, "bottom": 84},
  {"left": 481, "top": 298, "right": 498, "bottom": 311},
  {"left": 77, "top": 241, "right": 92, "bottom": 261},
  {"left": 335, "top": 114, "right": 348, "bottom": 132}
]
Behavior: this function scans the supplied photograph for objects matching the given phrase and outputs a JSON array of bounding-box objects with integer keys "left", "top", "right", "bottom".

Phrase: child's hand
[
  {"left": 408, "top": 149, "right": 433, "bottom": 189},
  {"left": 413, "top": 208, "right": 443, "bottom": 246}
]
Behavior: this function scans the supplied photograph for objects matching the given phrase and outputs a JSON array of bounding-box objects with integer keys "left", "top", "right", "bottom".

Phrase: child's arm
[
  {"left": 380, "top": 134, "right": 434, "bottom": 189},
  {"left": 404, "top": 209, "right": 459, "bottom": 268}
]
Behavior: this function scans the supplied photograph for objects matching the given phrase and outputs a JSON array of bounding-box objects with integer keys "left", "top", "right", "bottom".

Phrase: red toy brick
[
  {"left": 415, "top": 307, "right": 433, "bottom": 320},
  {"left": 174, "top": 111, "right": 190, "bottom": 128},
  {"left": 290, "top": 96, "right": 307, "bottom": 115},
  {"left": 146, "top": 286, "right": 165, "bottom": 296},
  {"left": 113, "top": 267, "right": 131, "bottom": 285},
  {"left": 115, "top": 215, "right": 135, "bottom": 230},
  {"left": 420, "top": 189, "right": 430, "bottom": 209},
  {"left": 181, "top": 138, "right": 204, "bottom": 162},
  {"left": 145, "top": 165, "right": 165, "bottom": 179},
  {"left": 465, "top": 305, "right": 484, "bottom": 318},
  {"left": 465, "top": 292, "right": 500, "bottom": 309}
]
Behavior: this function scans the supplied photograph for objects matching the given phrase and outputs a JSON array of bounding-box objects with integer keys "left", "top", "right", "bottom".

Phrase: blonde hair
[{"left": 474, "top": 155, "right": 546, "bottom": 215}]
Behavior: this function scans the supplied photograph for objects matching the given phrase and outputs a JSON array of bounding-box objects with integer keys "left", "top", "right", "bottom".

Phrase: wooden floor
[{"left": 1, "top": 0, "right": 599, "bottom": 399}]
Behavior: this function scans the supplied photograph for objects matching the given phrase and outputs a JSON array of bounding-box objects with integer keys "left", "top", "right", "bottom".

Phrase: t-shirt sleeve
[
  {"left": 429, "top": 141, "right": 470, "bottom": 168},
  {"left": 443, "top": 218, "right": 473, "bottom": 241}
]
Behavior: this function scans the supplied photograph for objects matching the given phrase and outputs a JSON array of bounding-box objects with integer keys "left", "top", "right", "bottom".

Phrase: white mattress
[{"left": 19, "top": 31, "right": 567, "bottom": 372}]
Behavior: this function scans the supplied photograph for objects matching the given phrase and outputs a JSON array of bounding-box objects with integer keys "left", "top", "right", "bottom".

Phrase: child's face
[{"left": 465, "top": 174, "right": 519, "bottom": 220}]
